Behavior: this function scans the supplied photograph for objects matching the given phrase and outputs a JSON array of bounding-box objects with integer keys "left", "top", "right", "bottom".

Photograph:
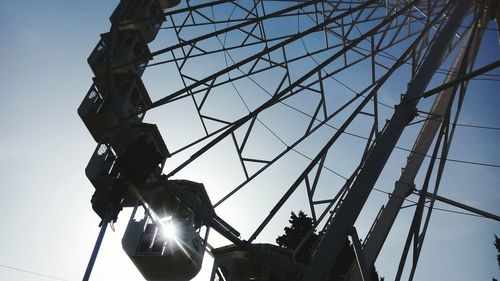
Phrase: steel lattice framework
[{"left": 81, "top": 0, "right": 500, "bottom": 280}]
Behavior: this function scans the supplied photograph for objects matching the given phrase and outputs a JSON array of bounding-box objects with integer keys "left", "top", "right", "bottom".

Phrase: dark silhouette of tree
[
  {"left": 494, "top": 235, "right": 500, "bottom": 281},
  {"left": 276, "top": 211, "right": 319, "bottom": 265},
  {"left": 495, "top": 235, "right": 500, "bottom": 269},
  {"left": 277, "top": 211, "right": 384, "bottom": 280}
]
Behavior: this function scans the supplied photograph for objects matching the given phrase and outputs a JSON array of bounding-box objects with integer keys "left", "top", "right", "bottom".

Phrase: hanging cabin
[
  {"left": 85, "top": 143, "right": 125, "bottom": 223},
  {"left": 84, "top": 125, "right": 169, "bottom": 223},
  {"left": 88, "top": 30, "right": 151, "bottom": 78},
  {"left": 78, "top": 74, "right": 151, "bottom": 143},
  {"left": 158, "top": 0, "right": 181, "bottom": 9},
  {"left": 88, "top": 0, "right": 181, "bottom": 79},
  {"left": 210, "top": 244, "right": 303, "bottom": 281},
  {"left": 122, "top": 180, "right": 212, "bottom": 281},
  {"left": 110, "top": 0, "right": 165, "bottom": 43}
]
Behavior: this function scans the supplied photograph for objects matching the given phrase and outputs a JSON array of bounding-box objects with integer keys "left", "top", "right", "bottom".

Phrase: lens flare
[
  {"left": 162, "top": 220, "right": 178, "bottom": 240},
  {"left": 159, "top": 216, "right": 178, "bottom": 240}
]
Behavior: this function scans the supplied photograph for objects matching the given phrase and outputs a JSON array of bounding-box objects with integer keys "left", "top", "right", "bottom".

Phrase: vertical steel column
[
  {"left": 348, "top": 4, "right": 489, "bottom": 280},
  {"left": 82, "top": 207, "right": 112, "bottom": 281},
  {"left": 301, "top": 1, "right": 471, "bottom": 280}
]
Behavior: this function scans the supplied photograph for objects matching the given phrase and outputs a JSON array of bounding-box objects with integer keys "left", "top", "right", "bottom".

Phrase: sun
[{"left": 160, "top": 217, "right": 178, "bottom": 240}]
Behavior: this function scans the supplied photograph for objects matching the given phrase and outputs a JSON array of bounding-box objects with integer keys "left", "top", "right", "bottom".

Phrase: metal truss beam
[{"left": 418, "top": 191, "right": 500, "bottom": 222}]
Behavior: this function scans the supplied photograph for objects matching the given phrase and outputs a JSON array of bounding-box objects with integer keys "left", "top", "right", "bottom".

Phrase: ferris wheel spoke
[{"left": 421, "top": 60, "right": 500, "bottom": 99}]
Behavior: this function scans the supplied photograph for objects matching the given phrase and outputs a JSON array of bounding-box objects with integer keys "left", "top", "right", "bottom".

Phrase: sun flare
[{"left": 160, "top": 218, "right": 178, "bottom": 240}]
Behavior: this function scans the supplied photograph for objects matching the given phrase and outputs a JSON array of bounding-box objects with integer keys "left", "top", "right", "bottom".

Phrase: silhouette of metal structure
[{"left": 79, "top": 0, "right": 500, "bottom": 280}]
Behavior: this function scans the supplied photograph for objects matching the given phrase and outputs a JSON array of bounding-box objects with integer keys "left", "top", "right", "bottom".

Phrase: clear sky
[{"left": 0, "top": 1, "right": 499, "bottom": 281}]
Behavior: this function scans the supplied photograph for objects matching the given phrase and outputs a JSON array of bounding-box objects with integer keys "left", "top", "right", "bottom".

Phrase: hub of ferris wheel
[{"left": 79, "top": 0, "right": 500, "bottom": 280}]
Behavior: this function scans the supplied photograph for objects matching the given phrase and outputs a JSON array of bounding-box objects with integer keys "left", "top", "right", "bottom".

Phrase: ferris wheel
[{"left": 79, "top": 0, "right": 500, "bottom": 280}]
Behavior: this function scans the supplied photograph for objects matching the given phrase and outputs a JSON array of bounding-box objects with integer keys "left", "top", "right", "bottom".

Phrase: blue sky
[{"left": 0, "top": 1, "right": 499, "bottom": 281}]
